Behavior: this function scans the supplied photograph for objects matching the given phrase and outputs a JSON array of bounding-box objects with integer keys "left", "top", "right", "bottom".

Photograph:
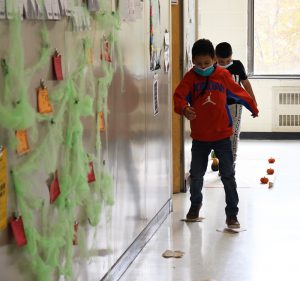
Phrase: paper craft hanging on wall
[
  {"left": 150, "top": 0, "right": 161, "bottom": 71},
  {"left": 63, "top": 0, "right": 74, "bottom": 16},
  {"left": 5, "top": 0, "right": 23, "bottom": 19},
  {"left": 100, "top": 38, "right": 112, "bottom": 62},
  {"left": 0, "top": 1, "right": 5, "bottom": 19},
  {"left": 119, "top": 0, "right": 135, "bottom": 21},
  {"left": 37, "top": 86, "right": 53, "bottom": 114},
  {"left": 15, "top": 130, "right": 30, "bottom": 155},
  {"left": 73, "top": 221, "right": 79, "bottom": 245},
  {"left": 44, "top": 0, "right": 54, "bottom": 19},
  {"left": 153, "top": 74, "right": 159, "bottom": 116},
  {"left": 98, "top": 112, "right": 105, "bottom": 131},
  {"left": 52, "top": 0, "right": 61, "bottom": 20},
  {"left": 87, "top": 0, "right": 100, "bottom": 12},
  {"left": 0, "top": 147, "right": 8, "bottom": 230},
  {"left": 52, "top": 50, "right": 63, "bottom": 80},
  {"left": 87, "top": 47, "right": 93, "bottom": 64},
  {"left": 164, "top": 30, "right": 170, "bottom": 73},
  {"left": 87, "top": 161, "right": 96, "bottom": 183},
  {"left": 10, "top": 216, "right": 27, "bottom": 247},
  {"left": 49, "top": 172, "right": 61, "bottom": 204}
]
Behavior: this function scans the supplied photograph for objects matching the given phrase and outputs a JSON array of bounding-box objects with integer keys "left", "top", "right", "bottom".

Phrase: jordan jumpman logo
[{"left": 202, "top": 92, "right": 216, "bottom": 105}]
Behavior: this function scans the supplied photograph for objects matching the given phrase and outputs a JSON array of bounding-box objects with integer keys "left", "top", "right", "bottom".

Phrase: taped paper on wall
[
  {"left": 153, "top": 75, "right": 159, "bottom": 116},
  {"left": 44, "top": 0, "right": 54, "bottom": 19},
  {"left": 52, "top": 0, "right": 61, "bottom": 20},
  {"left": 16, "top": 130, "right": 30, "bottom": 155},
  {"left": 98, "top": 112, "right": 105, "bottom": 131},
  {"left": 119, "top": 0, "right": 135, "bottom": 21},
  {"left": 24, "top": 0, "right": 37, "bottom": 19},
  {"left": 5, "top": 0, "right": 23, "bottom": 19},
  {"left": 37, "top": 87, "right": 53, "bottom": 114},
  {"left": 0, "top": 0, "right": 5, "bottom": 19},
  {"left": 87, "top": 0, "right": 100, "bottom": 12},
  {"left": 164, "top": 31, "right": 170, "bottom": 73}
]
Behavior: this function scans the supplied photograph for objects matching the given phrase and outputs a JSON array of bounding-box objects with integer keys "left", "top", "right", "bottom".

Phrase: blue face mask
[
  {"left": 218, "top": 61, "right": 233, "bottom": 69},
  {"left": 194, "top": 65, "right": 215, "bottom": 76}
]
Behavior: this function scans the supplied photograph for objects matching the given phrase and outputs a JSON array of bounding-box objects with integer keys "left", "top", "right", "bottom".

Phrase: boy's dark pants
[{"left": 189, "top": 137, "right": 239, "bottom": 217}]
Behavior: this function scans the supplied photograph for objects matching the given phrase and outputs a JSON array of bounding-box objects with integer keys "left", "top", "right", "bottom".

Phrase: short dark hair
[
  {"left": 215, "top": 42, "right": 233, "bottom": 58},
  {"left": 192, "top": 39, "right": 215, "bottom": 59}
]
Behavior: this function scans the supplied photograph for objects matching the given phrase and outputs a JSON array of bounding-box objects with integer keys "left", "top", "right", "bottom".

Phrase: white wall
[{"left": 197, "top": 0, "right": 300, "bottom": 132}]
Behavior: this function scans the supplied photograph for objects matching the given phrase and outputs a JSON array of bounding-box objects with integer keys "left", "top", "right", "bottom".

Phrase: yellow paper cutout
[
  {"left": 16, "top": 130, "right": 30, "bottom": 155},
  {"left": 37, "top": 87, "right": 53, "bottom": 114},
  {"left": 87, "top": 48, "right": 93, "bottom": 65},
  {"left": 0, "top": 148, "right": 8, "bottom": 230},
  {"left": 98, "top": 112, "right": 105, "bottom": 131}
]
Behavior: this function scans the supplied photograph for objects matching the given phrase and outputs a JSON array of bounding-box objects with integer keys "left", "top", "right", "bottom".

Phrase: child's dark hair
[
  {"left": 215, "top": 42, "right": 233, "bottom": 58},
  {"left": 192, "top": 39, "right": 215, "bottom": 59}
]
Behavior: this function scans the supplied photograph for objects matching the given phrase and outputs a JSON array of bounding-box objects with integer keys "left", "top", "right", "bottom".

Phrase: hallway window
[{"left": 249, "top": 0, "right": 300, "bottom": 76}]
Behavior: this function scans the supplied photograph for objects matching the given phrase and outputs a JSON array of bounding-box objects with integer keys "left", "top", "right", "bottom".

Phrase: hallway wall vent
[{"left": 272, "top": 87, "right": 300, "bottom": 132}]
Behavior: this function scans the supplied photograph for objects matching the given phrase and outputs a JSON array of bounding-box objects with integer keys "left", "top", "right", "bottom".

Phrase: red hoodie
[{"left": 174, "top": 66, "right": 259, "bottom": 142}]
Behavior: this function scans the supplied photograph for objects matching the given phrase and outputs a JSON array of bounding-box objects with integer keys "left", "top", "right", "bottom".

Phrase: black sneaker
[
  {"left": 226, "top": 216, "right": 240, "bottom": 229},
  {"left": 186, "top": 204, "right": 201, "bottom": 221}
]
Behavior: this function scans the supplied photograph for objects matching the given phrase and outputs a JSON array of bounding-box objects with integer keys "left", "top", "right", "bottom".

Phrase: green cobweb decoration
[{"left": 0, "top": 4, "right": 123, "bottom": 280}]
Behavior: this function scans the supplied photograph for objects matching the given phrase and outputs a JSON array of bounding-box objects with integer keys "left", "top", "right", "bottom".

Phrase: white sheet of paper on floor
[
  {"left": 216, "top": 227, "right": 246, "bottom": 233},
  {"left": 181, "top": 217, "right": 205, "bottom": 222},
  {"left": 162, "top": 250, "right": 184, "bottom": 258}
]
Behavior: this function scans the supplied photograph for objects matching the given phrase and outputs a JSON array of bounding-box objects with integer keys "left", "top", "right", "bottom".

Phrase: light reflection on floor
[{"left": 120, "top": 140, "right": 300, "bottom": 281}]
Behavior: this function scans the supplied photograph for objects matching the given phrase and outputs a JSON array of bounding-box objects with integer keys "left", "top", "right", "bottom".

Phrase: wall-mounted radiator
[{"left": 272, "top": 86, "right": 300, "bottom": 132}]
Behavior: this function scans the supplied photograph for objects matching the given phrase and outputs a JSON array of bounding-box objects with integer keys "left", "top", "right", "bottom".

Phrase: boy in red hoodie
[{"left": 174, "top": 39, "right": 258, "bottom": 228}]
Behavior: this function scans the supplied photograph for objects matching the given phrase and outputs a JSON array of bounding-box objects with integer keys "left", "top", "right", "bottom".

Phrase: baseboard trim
[
  {"left": 100, "top": 198, "right": 172, "bottom": 281},
  {"left": 240, "top": 132, "right": 300, "bottom": 140}
]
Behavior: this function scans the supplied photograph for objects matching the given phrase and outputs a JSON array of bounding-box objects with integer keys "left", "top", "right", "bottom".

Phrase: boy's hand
[{"left": 183, "top": 106, "right": 196, "bottom": 120}]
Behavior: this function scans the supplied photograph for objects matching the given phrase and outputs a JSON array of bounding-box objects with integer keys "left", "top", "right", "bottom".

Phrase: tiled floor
[{"left": 120, "top": 140, "right": 300, "bottom": 281}]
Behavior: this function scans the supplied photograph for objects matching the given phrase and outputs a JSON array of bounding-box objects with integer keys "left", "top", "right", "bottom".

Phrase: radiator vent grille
[
  {"left": 279, "top": 93, "right": 300, "bottom": 105},
  {"left": 279, "top": 115, "right": 300, "bottom": 126},
  {"left": 273, "top": 87, "right": 300, "bottom": 132}
]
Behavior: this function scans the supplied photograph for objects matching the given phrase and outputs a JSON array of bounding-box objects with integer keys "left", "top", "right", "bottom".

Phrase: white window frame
[{"left": 248, "top": 0, "right": 300, "bottom": 79}]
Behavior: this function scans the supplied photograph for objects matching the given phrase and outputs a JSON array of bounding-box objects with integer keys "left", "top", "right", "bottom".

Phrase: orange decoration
[
  {"left": 37, "top": 87, "right": 53, "bottom": 114},
  {"left": 98, "top": 112, "right": 105, "bottom": 132},
  {"left": 260, "top": 177, "right": 269, "bottom": 184},
  {"left": 267, "top": 168, "right": 274, "bottom": 175},
  {"left": 268, "top": 157, "right": 275, "bottom": 164},
  {"left": 15, "top": 130, "right": 30, "bottom": 155}
]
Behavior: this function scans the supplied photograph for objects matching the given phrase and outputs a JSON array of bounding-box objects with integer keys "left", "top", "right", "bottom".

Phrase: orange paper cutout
[
  {"left": 37, "top": 87, "right": 53, "bottom": 114},
  {"left": 98, "top": 112, "right": 105, "bottom": 131},
  {"left": 15, "top": 130, "right": 30, "bottom": 155}
]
